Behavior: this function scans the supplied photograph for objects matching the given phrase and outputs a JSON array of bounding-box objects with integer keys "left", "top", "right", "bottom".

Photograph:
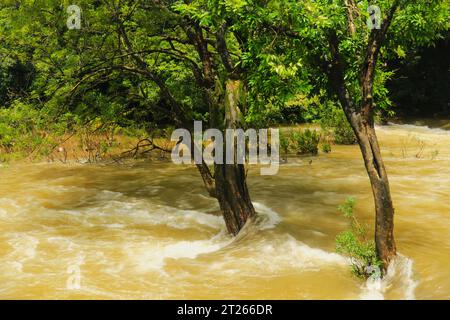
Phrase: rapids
[{"left": 0, "top": 123, "right": 449, "bottom": 299}]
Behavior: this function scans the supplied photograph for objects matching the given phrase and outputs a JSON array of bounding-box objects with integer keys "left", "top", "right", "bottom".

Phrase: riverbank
[
  {"left": 0, "top": 129, "right": 175, "bottom": 165},
  {"left": 1, "top": 119, "right": 448, "bottom": 165}
]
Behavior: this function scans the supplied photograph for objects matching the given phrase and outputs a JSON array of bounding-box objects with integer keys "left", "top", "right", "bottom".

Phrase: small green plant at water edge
[
  {"left": 279, "top": 130, "right": 291, "bottom": 159},
  {"left": 292, "top": 129, "right": 320, "bottom": 155},
  {"left": 335, "top": 197, "right": 382, "bottom": 279},
  {"left": 321, "top": 142, "right": 331, "bottom": 153}
]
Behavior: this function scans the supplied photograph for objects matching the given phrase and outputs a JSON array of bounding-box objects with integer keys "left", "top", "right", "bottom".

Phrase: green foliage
[
  {"left": 279, "top": 130, "right": 291, "bottom": 157},
  {"left": 0, "top": 102, "right": 44, "bottom": 155},
  {"left": 321, "top": 142, "right": 331, "bottom": 153},
  {"left": 292, "top": 128, "right": 320, "bottom": 156},
  {"left": 0, "top": 102, "right": 61, "bottom": 161},
  {"left": 0, "top": 0, "right": 448, "bottom": 164},
  {"left": 318, "top": 104, "right": 357, "bottom": 145},
  {"left": 335, "top": 197, "right": 382, "bottom": 279},
  {"left": 0, "top": 101, "right": 146, "bottom": 162}
]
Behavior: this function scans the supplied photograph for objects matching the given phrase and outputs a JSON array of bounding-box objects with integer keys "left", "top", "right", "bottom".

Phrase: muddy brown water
[{"left": 0, "top": 123, "right": 449, "bottom": 299}]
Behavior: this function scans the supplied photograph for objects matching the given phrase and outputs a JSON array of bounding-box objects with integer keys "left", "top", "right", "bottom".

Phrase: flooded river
[{"left": 0, "top": 123, "right": 449, "bottom": 299}]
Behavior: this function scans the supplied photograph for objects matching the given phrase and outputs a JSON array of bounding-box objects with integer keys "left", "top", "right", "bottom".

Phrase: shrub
[
  {"left": 321, "top": 142, "right": 331, "bottom": 153},
  {"left": 0, "top": 102, "right": 45, "bottom": 156},
  {"left": 319, "top": 104, "right": 357, "bottom": 145},
  {"left": 335, "top": 197, "right": 382, "bottom": 279},
  {"left": 279, "top": 130, "right": 291, "bottom": 158},
  {"left": 334, "top": 120, "right": 357, "bottom": 145},
  {"left": 292, "top": 128, "right": 320, "bottom": 155}
]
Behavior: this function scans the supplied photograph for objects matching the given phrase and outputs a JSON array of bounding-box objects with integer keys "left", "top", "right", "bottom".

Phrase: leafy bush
[
  {"left": 321, "top": 142, "right": 331, "bottom": 153},
  {"left": 0, "top": 102, "right": 142, "bottom": 162},
  {"left": 335, "top": 197, "right": 382, "bottom": 279},
  {"left": 279, "top": 130, "right": 291, "bottom": 158},
  {"left": 319, "top": 104, "right": 357, "bottom": 145},
  {"left": 292, "top": 128, "right": 320, "bottom": 155},
  {"left": 0, "top": 102, "right": 46, "bottom": 157}
]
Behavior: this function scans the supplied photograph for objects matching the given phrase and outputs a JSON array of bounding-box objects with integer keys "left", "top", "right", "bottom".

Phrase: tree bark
[
  {"left": 214, "top": 161, "right": 255, "bottom": 235},
  {"left": 188, "top": 23, "right": 256, "bottom": 235},
  {"left": 343, "top": 0, "right": 359, "bottom": 35},
  {"left": 214, "top": 79, "right": 256, "bottom": 235},
  {"left": 195, "top": 159, "right": 217, "bottom": 198},
  {"left": 328, "top": 27, "right": 397, "bottom": 272},
  {"left": 179, "top": 20, "right": 256, "bottom": 235},
  {"left": 347, "top": 111, "right": 396, "bottom": 270},
  {"left": 338, "top": 97, "right": 397, "bottom": 274}
]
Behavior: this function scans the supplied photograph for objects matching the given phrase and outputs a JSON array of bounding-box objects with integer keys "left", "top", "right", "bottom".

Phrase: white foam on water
[
  {"left": 0, "top": 198, "right": 21, "bottom": 219},
  {"left": 402, "top": 258, "right": 418, "bottom": 300},
  {"left": 126, "top": 232, "right": 231, "bottom": 273},
  {"left": 206, "top": 234, "right": 347, "bottom": 275},
  {"left": 121, "top": 201, "right": 341, "bottom": 275},
  {"left": 109, "top": 203, "right": 281, "bottom": 274},
  {"left": 253, "top": 202, "right": 282, "bottom": 230},
  {"left": 95, "top": 190, "right": 124, "bottom": 200},
  {"left": 138, "top": 206, "right": 224, "bottom": 230},
  {"left": 281, "top": 235, "right": 348, "bottom": 268},
  {"left": 140, "top": 202, "right": 280, "bottom": 232},
  {"left": 62, "top": 200, "right": 225, "bottom": 231},
  {"left": 7, "top": 233, "right": 39, "bottom": 261},
  {"left": 360, "top": 277, "right": 384, "bottom": 300},
  {"left": 1, "top": 233, "right": 40, "bottom": 278},
  {"left": 381, "top": 123, "right": 450, "bottom": 137},
  {"left": 3, "top": 261, "right": 24, "bottom": 273},
  {"left": 102, "top": 223, "right": 126, "bottom": 228},
  {"left": 360, "top": 254, "right": 418, "bottom": 300},
  {"left": 172, "top": 209, "right": 224, "bottom": 229}
]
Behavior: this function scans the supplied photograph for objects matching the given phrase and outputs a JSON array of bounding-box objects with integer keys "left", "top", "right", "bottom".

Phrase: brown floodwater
[{"left": 0, "top": 123, "right": 449, "bottom": 299}]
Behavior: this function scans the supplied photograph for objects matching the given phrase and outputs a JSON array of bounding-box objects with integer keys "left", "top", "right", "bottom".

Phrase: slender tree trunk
[
  {"left": 329, "top": 27, "right": 397, "bottom": 272},
  {"left": 346, "top": 110, "right": 397, "bottom": 271},
  {"left": 214, "top": 79, "right": 256, "bottom": 235}
]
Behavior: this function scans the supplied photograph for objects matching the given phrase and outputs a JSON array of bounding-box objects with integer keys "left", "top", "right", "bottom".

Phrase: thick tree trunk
[
  {"left": 214, "top": 79, "right": 256, "bottom": 235},
  {"left": 185, "top": 25, "right": 255, "bottom": 235},
  {"left": 214, "top": 162, "right": 255, "bottom": 235},
  {"left": 347, "top": 111, "right": 397, "bottom": 271}
]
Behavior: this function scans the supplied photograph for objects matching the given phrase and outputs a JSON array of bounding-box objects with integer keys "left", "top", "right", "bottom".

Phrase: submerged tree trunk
[
  {"left": 118, "top": 14, "right": 255, "bottom": 236},
  {"left": 329, "top": 0, "right": 402, "bottom": 272},
  {"left": 347, "top": 111, "right": 397, "bottom": 270},
  {"left": 214, "top": 79, "right": 256, "bottom": 235},
  {"left": 328, "top": 21, "right": 398, "bottom": 272},
  {"left": 183, "top": 23, "right": 255, "bottom": 235},
  {"left": 214, "top": 161, "right": 255, "bottom": 235},
  {"left": 336, "top": 85, "right": 397, "bottom": 272}
]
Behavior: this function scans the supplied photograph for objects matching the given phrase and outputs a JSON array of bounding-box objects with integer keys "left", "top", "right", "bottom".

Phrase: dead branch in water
[{"left": 116, "top": 138, "right": 172, "bottom": 160}]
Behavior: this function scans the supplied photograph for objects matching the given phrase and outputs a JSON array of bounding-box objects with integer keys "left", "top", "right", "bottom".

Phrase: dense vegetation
[{"left": 0, "top": 0, "right": 448, "bottom": 277}]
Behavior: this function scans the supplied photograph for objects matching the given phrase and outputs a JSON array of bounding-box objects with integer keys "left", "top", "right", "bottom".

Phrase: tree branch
[
  {"left": 361, "top": 0, "right": 402, "bottom": 112},
  {"left": 216, "top": 23, "right": 235, "bottom": 75},
  {"left": 344, "top": 0, "right": 360, "bottom": 35}
]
